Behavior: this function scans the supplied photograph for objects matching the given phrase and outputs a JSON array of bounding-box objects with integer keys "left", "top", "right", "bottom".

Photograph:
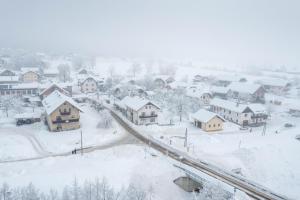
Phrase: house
[
  {"left": 120, "top": 96, "right": 160, "bottom": 125},
  {"left": 21, "top": 68, "right": 40, "bottom": 82},
  {"left": 154, "top": 75, "right": 175, "bottom": 88},
  {"left": 257, "top": 78, "right": 291, "bottom": 94},
  {"left": 186, "top": 87, "right": 212, "bottom": 105},
  {"left": 39, "top": 83, "right": 71, "bottom": 100},
  {"left": 80, "top": 77, "right": 98, "bottom": 93},
  {"left": 210, "top": 98, "right": 268, "bottom": 127},
  {"left": 227, "top": 82, "right": 265, "bottom": 103},
  {"left": 287, "top": 101, "right": 300, "bottom": 117},
  {"left": 191, "top": 109, "right": 225, "bottom": 132},
  {"left": 0, "top": 69, "right": 16, "bottom": 76},
  {"left": 192, "top": 75, "right": 212, "bottom": 83},
  {"left": 211, "top": 86, "right": 229, "bottom": 99},
  {"left": 78, "top": 68, "right": 88, "bottom": 75},
  {"left": 0, "top": 83, "right": 39, "bottom": 96},
  {"left": 42, "top": 90, "right": 83, "bottom": 132}
]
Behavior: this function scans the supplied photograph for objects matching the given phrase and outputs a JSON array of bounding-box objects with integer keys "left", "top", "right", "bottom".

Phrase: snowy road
[{"left": 0, "top": 125, "right": 140, "bottom": 163}]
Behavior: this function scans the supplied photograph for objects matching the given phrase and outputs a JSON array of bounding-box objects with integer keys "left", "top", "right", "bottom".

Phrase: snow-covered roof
[
  {"left": 191, "top": 109, "right": 224, "bottom": 123},
  {"left": 167, "top": 81, "right": 188, "bottom": 89},
  {"left": 211, "top": 86, "right": 229, "bottom": 94},
  {"left": 14, "top": 112, "right": 41, "bottom": 119},
  {"left": 44, "top": 68, "right": 59, "bottom": 74},
  {"left": 42, "top": 90, "right": 82, "bottom": 115},
  {"left": 186, "top": 88, "right": 211, "bottom": 98},
  {"left": 0, "top": 76, "right": 19, "bottom": 82},
  {"left": 11, "top": 83, "right": 39, "bottom": 89},
  {"left": 210, "top": 98, "right": 247, "bottom": 113},
  {"left": 210, "top": 98, "right": 266, "bottom": 114},
  {"left": 248, "top": 104, "right": 267, "bottom": 114},
  {"left": 21, "top": 67, "right": 40, "bottom": 74},
  {"left": 227, "top": 82, "right": 262, "bottom": 94},
  {"left": 39, "top": 83, "right": 70, "bottom": 96},
  {"left": 258, "top": 78, "right": 290, "bottom": 87},
  {"left": 121, "top": 96, "right": 160, "bottom": 111},
  {"left": 215, "top": 75, "right": 240, "bottom": 82}
]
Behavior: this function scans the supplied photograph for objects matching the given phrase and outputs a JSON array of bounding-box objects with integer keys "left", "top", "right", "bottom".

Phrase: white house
[
  {"left": 186, "top": 87, "right": 212, "bottom": 105},
  {"left": 256, "top": 78, "right": 291, "bottom": 94},
  {"left": 80, "top": 77, "right": 98, "bottom": 93},
  {"left": 120, "top": 96, "right": 160, "bottom": 125},
  {"left": 227, "top": 82, "right": 265, "bottom": 103},
  {"left": 210, "top": 98, "right": 268, "bottom": 127}
]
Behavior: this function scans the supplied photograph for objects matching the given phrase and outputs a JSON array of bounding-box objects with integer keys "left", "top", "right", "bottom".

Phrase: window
[
  {"left": 244, "top": 113, "right": 248, "bottom": 117},
  {"left": 150, "top": 118, "right": 155, "bottom": 122},
  {"left": 151, "top": 111, "right": 155, "bottom": 116},
  {"left": 209, "top": 125, "right": 211, "bottom": 128},
  {"left": 141, "top": 112, "right": 145, "bottom": 116},
  {"left": 213, "top": 124, "right": 215, "bottom": 127},
  {"left": 218, "top": 124, "right": 220, "bottom": 127}
]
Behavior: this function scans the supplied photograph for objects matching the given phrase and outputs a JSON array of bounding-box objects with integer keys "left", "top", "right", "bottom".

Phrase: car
[{"left": 284, "top": 123, "right": 294, "bottom": 128}]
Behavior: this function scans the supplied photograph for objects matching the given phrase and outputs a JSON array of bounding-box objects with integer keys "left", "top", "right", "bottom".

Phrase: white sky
[{"left": 0, "top": 0, "right": 299, "bottom": 66}]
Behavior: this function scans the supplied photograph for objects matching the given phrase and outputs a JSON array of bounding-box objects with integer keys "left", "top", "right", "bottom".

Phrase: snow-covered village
[{"left": 0, "top": 1, "right": 300, "bottom": 200}]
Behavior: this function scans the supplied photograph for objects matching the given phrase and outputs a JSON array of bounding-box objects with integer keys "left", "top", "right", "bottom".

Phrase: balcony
[
  {"left": 52, "top": 118, "right": 79, "bottom": 124},
  {"left": 251, "top": 114, "right": 268, "bottom": 119},
  {"left": 139, "top": 114, "right": 158, "bottom": 118},
  {"left": 59, "top": 111, "right": 71, "bottom": 115}
]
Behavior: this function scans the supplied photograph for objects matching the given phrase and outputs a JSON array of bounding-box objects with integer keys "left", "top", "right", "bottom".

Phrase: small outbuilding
[{"left": 191, "top": 109, "right": 225, "bottom": 132}]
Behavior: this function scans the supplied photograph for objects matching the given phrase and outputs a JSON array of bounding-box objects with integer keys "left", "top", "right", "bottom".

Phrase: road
[
  {"left": 0, "top": 125, "right": 140, "bottom": 164},
  {"left": 108, "top": 108, "right": 290, "bottom": 200}
]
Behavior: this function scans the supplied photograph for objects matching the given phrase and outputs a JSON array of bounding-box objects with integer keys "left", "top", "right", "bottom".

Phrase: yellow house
[
  {"left": 191, "top": 109, "right": 225, "bottom": 132},
  {"left": 21, "top": 68, "right": 40, "bottom": 82},
  {"left": 42, "top": 90, "right": 83, "bottom": 132}
]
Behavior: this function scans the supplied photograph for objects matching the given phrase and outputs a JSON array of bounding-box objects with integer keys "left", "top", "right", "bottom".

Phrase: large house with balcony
[
  {"left": 210, "top": 98, "right": 268, "bottom": 127},
  {"left": 42, "top": 90, "right": 83, "bottom": 132},
  {"left": 118, "top": 96, "right": 160, "bottom": 125}
]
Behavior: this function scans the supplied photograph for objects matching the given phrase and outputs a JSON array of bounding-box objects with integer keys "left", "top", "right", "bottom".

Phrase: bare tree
[
  {"left": 58, "top": 64, "right": 71, "bottom": 83},
  {"left": 129, "top": 63, "right": 142, "bottom": 79}
]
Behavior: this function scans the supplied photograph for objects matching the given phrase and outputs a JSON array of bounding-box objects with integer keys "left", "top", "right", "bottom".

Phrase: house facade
[
  {"left": 0, "top": 83, "right": 39, "bottom": 96},
  {"left": 0, "top": 69, "right": 16, "bottom": 76},
  {"left": 191, "top": 109, "right": 224, "bottom": 132},
  {"left": 210, "top": 98, "right": 268, "bottom": 127},
  {"left": 42, "top": 91, "right": 82, "bottom": 132},
  {"left": 121, "top": 96, "right": 160, "bottom": 125},
  {"left": 80, "top": 77, "right": 98, "bottom": 93},
  {"left": 22, "top": 71, "right": 40, "bottom": 82},
  {"left": 226, "top": 82, "right": 265, "bottom": 103}
]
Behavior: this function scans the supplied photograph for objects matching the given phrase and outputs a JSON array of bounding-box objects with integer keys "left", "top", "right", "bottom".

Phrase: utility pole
[
  {"left": 80, "top": 130, "right": 83, "bottom": 156},
  {"left": 262, "top": 122, "right": 266, "bottom": 136},
  {"left": 184, "top": 128, "right": 188, "bottom": 148}
]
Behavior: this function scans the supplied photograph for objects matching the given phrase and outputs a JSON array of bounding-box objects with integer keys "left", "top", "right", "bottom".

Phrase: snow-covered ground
[
  {"left": 0, "top": 145, "right": 193, "bottom": 200},
  {"left": 0, "top": 102, "right": 127, "bottom": 161},
  {"left": 130, "top": 108, "right": 300, "bottom": 199}
]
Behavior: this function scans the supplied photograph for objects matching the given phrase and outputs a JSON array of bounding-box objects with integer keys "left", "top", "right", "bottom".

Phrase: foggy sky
[{"left": 0, "top": 0, "right": 299, "bottom": 66}]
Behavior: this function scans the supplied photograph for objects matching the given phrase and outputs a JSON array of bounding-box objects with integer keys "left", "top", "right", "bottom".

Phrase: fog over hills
[{"left": 0, "top": 0, "right": 299, "bottom": 66}]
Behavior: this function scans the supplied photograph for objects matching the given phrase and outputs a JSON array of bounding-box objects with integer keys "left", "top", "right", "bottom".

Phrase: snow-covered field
[
  {"left": 132, "top": 109, "right": 300, "bottom": 199},
  {"left": 0, "top": 144, "right": 193, "bottom": 200}
]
